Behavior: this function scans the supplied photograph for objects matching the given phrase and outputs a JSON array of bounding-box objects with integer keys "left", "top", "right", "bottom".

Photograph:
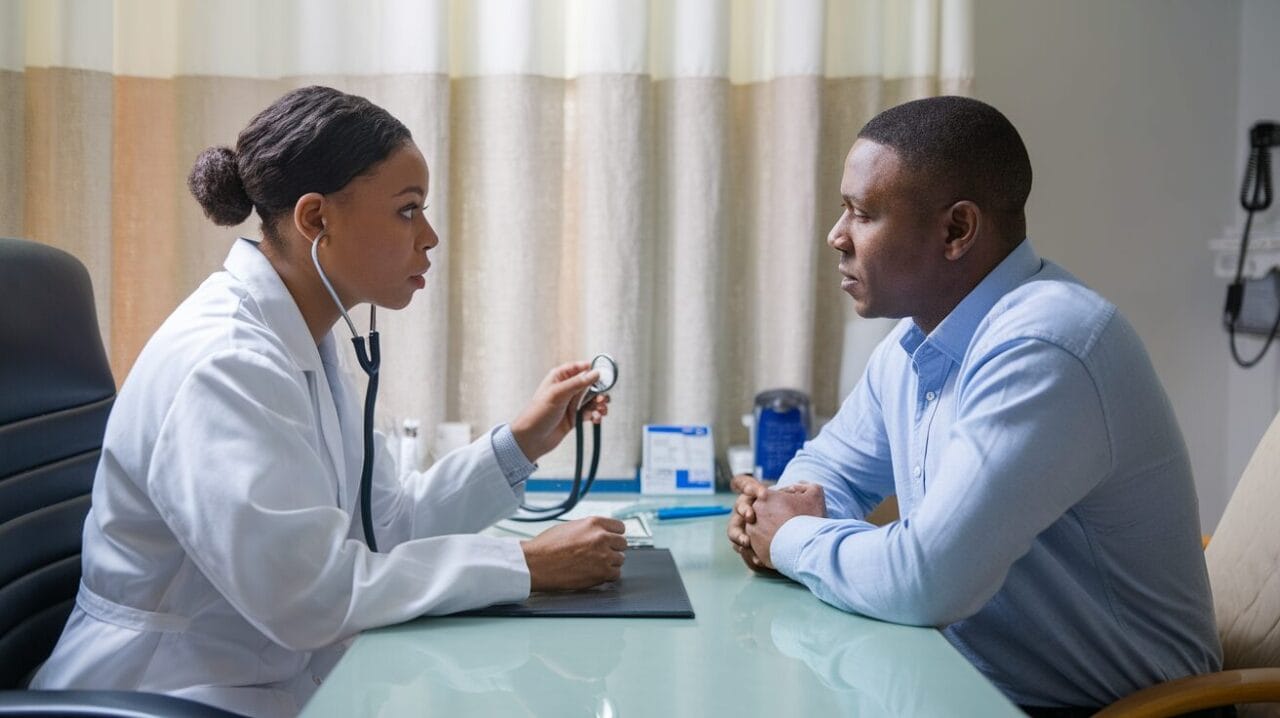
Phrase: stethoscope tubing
[
  {"left": 509, "top": 403, "right": 602, "bottom": 522},
  {"left": 511, "top": 353, "right": 615, "bottom": 522},
  {"left": 311, "top": 232, "right": 383, "bottom": 551}
]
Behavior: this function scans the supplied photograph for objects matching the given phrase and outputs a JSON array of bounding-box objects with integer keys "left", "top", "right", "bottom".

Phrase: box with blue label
[{"left": 641, "top": 425, "right": 715, "bottom": 495}]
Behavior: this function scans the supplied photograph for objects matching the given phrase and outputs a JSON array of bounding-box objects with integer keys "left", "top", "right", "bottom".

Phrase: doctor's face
[
  {"left": 827, "top": 139, "right": 947, "bottom": 323},
  {"left": 322, "top": 141, "right": 438, "bottom": 310}
]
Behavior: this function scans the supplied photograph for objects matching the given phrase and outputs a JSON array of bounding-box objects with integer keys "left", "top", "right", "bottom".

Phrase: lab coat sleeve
[
  {"left": 147, "top": 349, "right": 531, "bottom": 652},
  {"left": 368, "top": 426, "right": 528, "bottom": 547}
]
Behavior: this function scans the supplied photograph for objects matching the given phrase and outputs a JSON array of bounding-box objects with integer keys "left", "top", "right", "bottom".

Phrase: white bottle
[{"left": 398, "top": 419, "right": 421, "bottom": 477}]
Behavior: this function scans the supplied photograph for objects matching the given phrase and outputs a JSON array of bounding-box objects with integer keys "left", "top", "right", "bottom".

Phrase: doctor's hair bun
[{"left": 188, "top": 145, "right": 253, "bottom": 226}]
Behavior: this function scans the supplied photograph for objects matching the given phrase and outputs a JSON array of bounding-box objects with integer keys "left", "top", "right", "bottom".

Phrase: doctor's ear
[{"left": 292, "top": 192, "right": 327, "bottom": 243}]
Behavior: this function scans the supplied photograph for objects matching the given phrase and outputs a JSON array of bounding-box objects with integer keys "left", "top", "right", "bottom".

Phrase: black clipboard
[{"left": 457, "top": 547, "right": 694, "bottom": 618}]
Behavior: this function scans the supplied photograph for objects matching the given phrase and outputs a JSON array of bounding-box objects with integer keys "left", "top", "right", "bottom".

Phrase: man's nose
[{"left": 826, "top": 222, "right": 848, "bottom": 252}]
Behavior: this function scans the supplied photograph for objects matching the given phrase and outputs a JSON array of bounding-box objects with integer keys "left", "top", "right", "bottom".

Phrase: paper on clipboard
[{"left": 494, "top": 501, "right": 653, "bottom": 543}]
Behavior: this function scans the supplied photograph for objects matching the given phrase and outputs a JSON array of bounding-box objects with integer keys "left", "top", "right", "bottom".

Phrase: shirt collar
[
  {"left": 223, "top": 237, "right": 325, "bottom": 372},
  {"left": 900, "top": 239, "right": 1043, "bottom": 363}
]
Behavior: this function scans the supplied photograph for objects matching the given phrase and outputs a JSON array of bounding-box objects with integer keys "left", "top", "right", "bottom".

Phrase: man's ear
[
  {"left": 943, "top": 200, "right": 980, "bottom": 261},
  {"left": 293, "top": 193, "right": 327, "bottom": 243}
]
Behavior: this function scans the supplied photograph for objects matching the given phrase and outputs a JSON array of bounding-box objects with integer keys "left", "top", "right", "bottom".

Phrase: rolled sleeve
[{"left": 490, "top": 424, "right": 536, "bottom": 488}]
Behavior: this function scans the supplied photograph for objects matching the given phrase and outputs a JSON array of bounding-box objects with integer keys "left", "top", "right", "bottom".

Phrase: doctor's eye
[{"left": 399, "top": 203, "right": 428, "bottom": 221}]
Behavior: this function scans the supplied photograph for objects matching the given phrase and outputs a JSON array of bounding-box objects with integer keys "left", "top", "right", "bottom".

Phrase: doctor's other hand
[
  {"left": 728, "top": 474, "right": 774, "bottom": 574},
  {"left": 521, "top": 516, "right": 627, "bottom": 591},
  {"left": 511, "top": 361, "right": 611, "bottom": 462}
]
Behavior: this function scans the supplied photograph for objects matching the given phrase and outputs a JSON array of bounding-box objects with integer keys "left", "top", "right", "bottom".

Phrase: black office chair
[{"left": 0, "top": 238, "right": 241, "bottom": 717}]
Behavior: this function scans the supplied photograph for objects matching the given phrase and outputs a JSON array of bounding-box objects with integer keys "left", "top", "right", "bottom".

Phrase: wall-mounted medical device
[{"left": 1223, "top": 121, "right": 1279, "bottom": 368}]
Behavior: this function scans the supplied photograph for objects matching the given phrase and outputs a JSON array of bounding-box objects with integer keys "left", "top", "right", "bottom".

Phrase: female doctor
[{"left": 32, "top": 86, "right": 626, "bottom": 717}]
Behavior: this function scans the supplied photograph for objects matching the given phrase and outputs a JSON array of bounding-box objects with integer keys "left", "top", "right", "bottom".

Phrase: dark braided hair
[{"left": 187, "top": 85, "right": 412, "bottom": 242}]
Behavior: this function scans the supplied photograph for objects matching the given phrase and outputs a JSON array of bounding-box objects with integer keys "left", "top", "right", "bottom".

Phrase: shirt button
[
  {"left": 925, "top": 391, "right": 936, "bottom": 402},
  {"left": 913, "top": 465, "right": 921, "bottom": 477}
]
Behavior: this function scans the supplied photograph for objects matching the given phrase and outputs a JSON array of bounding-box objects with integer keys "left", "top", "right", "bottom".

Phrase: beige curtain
[{"left": 0, "top": 0, "right": 972, "bottom": 478}]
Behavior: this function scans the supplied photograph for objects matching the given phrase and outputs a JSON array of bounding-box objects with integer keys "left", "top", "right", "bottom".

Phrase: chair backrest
[
  {"left": 1207, "top": 410, "right": 1280, "bottom": 670},
  {"left": 0, "top": 237, "right": 115, "bottom": 688}
]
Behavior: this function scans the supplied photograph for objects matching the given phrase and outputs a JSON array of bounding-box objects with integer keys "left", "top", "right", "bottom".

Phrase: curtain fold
[{"left": 1, "top": 0, "right": 973, "bottom": 477}]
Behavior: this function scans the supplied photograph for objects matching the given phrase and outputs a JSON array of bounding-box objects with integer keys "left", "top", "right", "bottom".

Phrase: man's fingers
[
  {"left": 731, "top": 474, "right": 769, "bottom": 500},
  {"left": 737, "top": 545, "right": 765, "bottom": 572},
  {"left": 728, "top": 512, "right": 751, "bottom": 546}
]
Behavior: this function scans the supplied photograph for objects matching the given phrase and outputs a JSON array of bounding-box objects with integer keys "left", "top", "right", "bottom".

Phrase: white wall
[
  {"left": 1223, "top": 0, "right": 1280, "bottom": 529},
  {"left": 972, "top": 0, "right": 1244, "bottom": 530}
]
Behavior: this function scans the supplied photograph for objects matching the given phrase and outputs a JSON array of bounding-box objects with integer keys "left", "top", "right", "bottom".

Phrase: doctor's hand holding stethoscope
[
  {"left": 508, "top": 362, "right": 625, "bottom": 590},
  {"left": 287, "top": 128, "right": 625, "bottom": 592}
]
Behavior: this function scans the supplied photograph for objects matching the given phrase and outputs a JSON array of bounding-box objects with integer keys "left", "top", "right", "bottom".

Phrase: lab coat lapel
[
  {"left": 318, "top": 335, "right": 363, "bottom": 514},
  {"left": 310, "top": 351, "right": 350, "bottom": 511},
  {"left": 222, "top": 237, "right": 348, "bottom": 509}
]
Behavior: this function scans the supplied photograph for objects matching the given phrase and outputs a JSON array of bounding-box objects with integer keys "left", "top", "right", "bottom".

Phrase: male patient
[{"left": 727, "top": 96, "right": 1221, "bottom": 715}]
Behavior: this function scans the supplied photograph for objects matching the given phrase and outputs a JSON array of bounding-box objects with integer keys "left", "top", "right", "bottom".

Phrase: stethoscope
[
  {"left": 510, "top": 353, "right": 618, "bottom": 522},
  {"left": 310, "top": 232, "right": 619, "bottom": 547},
  {"left": 310, "top": 232, "right": 383, "bottom": 551}
]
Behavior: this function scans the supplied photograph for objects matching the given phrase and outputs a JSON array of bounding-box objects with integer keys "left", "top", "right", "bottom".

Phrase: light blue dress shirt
[{"left": 770, "top": 240, "right": 1221, "bottom": 708}]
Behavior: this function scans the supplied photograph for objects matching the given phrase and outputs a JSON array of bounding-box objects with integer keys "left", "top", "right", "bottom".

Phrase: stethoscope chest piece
[{"left": 586, "top": 353, "right": 617, "bottom": 397}]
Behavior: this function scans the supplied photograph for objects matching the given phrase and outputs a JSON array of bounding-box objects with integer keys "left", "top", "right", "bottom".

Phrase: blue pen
[{"left": 655, "top": 505, "right": 733, "bottom": 521}]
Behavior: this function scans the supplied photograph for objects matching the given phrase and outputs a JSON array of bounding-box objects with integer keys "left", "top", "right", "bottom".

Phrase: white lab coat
[{"left": 31, "top": 238, "right": 532, "bottom": 717}]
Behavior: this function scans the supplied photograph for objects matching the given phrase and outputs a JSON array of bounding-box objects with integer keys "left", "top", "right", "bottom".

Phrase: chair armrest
[
  {"left": 1094, "top": 668, "right": 1280, "bottom": 718},
  {"left": 0, "top": 690, "right": 245, "bottom": 717}
]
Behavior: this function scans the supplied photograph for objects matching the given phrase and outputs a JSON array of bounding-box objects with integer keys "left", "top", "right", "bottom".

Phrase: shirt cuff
[
  {"left": 769, "top": 514, "right": 827, "bottom": 579},
  {"left": 490, "top": 423, "right": 537, "bottom": 488}
]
